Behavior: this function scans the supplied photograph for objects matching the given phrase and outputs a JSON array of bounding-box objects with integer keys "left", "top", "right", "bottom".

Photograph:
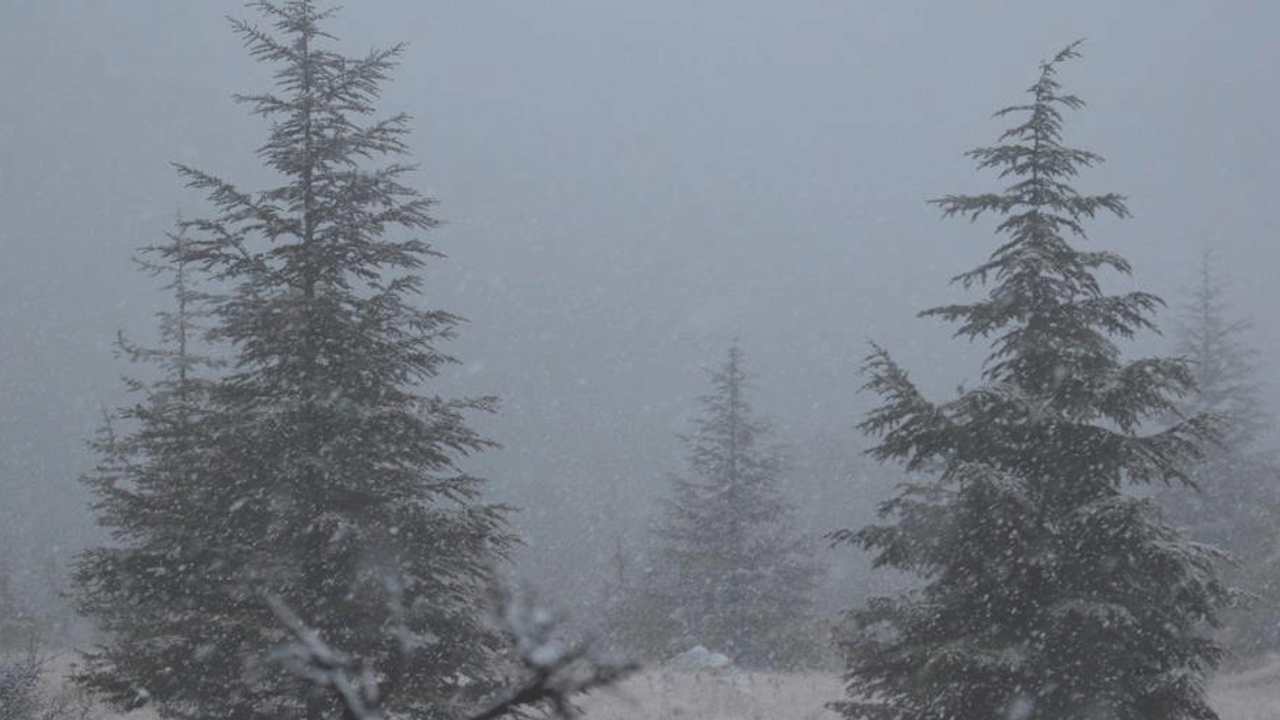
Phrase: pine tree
[
  {"left": 624, "top": 343, "right": 822, "bottom": 668},
  {"left": 74, "top": 219, "right": 229, "bottom": 714},
  {"left": 834, "top": 43, "right": 1229, "bottom": 720},
  {"left": 74, "top": 4, "right": 512, "bottom": 719},
  {"left": 1173, "top": 249, "right": 1269, "bottom": 447},
  {"left": 1163, "top": 248, "right": 1280, "bottom": 654}
]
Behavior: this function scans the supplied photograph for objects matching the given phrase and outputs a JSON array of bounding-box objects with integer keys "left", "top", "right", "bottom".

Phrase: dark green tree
[
  {"left": 833, "top": 43, "right": 1229, "bottom": 720},
  {"left": 1162, "top": 248, "right": 1280, "bottom": 654},
  {"left": 74, "top": 4, "right": 512, "bottom": 719},
  {"left": 620, "top": 343, "right": 822, "bottom": 668}
]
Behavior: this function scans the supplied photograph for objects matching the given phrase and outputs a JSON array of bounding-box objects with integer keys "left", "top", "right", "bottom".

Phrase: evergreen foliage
[
  {"left": 74, "top": 217, "right": 231, "bottom": 715},
  {"left": 1162, "top": 249, "right": 1280, "bottom": 654},
  {"left": 1170, "top": 249, "right": 1269, "bottom": 451},
  {"left": 73, "top": 4, "right": 512, "bottom": 719},
  {"left": 619, "top": 343, "right": 822, "bottom": 668},
  {"left": 833, "top": 43, "right": 1229, "bottom": 720}
]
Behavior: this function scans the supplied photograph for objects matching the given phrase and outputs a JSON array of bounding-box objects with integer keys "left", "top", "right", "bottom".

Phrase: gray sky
[{"left": 2, "top": 1, "right": 1277, "bottom": 610}]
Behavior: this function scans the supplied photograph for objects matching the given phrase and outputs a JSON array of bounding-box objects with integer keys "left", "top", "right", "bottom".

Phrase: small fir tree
[
  {"left": 74, "top": 4, "right": 512, "bottom": 719},
  {"left": 624, "top": 343, "right": 822, "bottom": 668},
  {"left": 834, "top": 43, "right": 1229, "bottom": 720},
  {"left": 1173, "top": 250, "right": 1270, "bottom": 445},
  {"left": 1163, "top": 248, "right": 1280, "bottom": 654},
  {"left": 74, "top": 219, "right": 229, "bottom": 714}
]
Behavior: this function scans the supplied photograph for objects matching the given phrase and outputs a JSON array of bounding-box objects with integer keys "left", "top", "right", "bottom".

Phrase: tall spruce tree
[
  {"left": 622, "top": 343, "right": 821, "bottom": 668},
  {"left": 74, "top": 4, "right": 512, "bottom": 720},
  {"left": 833, "top": 43, "right": 1229, "bottom": 720},
  {"left": 1163, "top": 248, "right": 1280, "bottom": 654}
]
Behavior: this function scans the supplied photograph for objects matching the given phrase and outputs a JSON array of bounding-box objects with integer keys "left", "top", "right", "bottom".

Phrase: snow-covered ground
[
  {"left": 56, "top": 658, "right": 1280, "bottom": 720},
  {"left": 576, "top": 663, "right": 1280, "bottom": 720},
  {"left": 577, "top": 669, "right": 843, "bottom": 720},
  {"left": 1208, "top": 658, "right": 1280, "bottom": 720}
]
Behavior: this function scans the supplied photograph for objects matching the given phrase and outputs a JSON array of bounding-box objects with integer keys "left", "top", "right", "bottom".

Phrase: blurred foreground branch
[{"left": 267, "top": 584, "right": 637, "bottom": 720}]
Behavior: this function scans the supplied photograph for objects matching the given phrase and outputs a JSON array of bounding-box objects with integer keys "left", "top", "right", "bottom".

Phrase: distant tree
[
  {"left": 833, "top": 43, "right": 1229, "bottom": 720},
  {"left": 0, "top": 553, "right": 23, "bottom": 650},
  {"left": 1163, "top": 248, "right": 1280, "bottom": 654},
  {"left": 1173, "top": 249, "right": 1269, "bottom": 447},
  {"left": 1, "top": 529, "right": 65, "bottom": 651},
  {"left": 73, "top": 215, "right": 231, "bottom": 714},
  {"left": 73, "top": 3, "right": 512, "bottom": 720},
  {"left": 618, "top": 343, "right": 822, "bottom": 668}
]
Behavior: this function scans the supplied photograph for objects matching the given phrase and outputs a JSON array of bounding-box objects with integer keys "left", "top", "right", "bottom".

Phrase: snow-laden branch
[
  {"left": 267, "top": 584, "right": 637, "bottom": 720},
  {"left": 472, "top": 586, "right": 638, "bottom": 720}
]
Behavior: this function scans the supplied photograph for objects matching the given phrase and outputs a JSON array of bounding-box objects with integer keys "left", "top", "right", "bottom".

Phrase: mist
[{"left": 2, "top": 0, "right": 1279, "bottom": 702}]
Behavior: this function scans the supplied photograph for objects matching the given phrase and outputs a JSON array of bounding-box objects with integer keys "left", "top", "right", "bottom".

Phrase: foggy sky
[{"left": 2, "top": 1, "right": 1277, "bottom": 611}]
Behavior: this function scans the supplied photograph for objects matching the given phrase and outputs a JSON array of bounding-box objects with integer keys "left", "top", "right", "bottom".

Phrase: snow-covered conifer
[
  {"left": 74, "top": 4, "right": 512, "bottom": 719},
  {"left": 1162, "top": 248, "right": 1280, "bottom": 654},
  {"left": 621, "top": 343, "right": 822, "bottom": 668},
  {"left": 74, "top": 218, "right": 231, "bottom": 715},
  {"left": 834, "top": 43, "right": 1229, "bottom": 720}
]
